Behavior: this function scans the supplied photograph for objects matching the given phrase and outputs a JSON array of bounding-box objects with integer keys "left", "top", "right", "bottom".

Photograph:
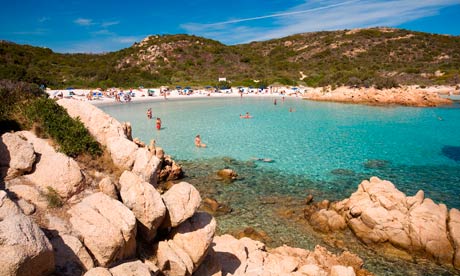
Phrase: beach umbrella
[
  {"left": 66, "top": 87, "right": 74, "bottom": 90},
  {"left": 205, "top": 86, "right": 212, "bottom": 89},
  {"left": 291, "top": 87, "right": 298, "bottom": 90},
  {"left": 185, "top": 86, "right": 191, "bottom": 89},
  {"left": 176, "top": 86, "right": 182, "bottom": 89}
]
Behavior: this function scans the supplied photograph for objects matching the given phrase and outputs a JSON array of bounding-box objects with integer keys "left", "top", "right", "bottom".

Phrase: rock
[
  {"left": 154, "top": 240, "right": 194, "bottom": 276},
  {"left": 98, "top": 177, "right": 118, "bottom": 199},
  {"left": 216, "top": 169, "right": 238, "bottom": 181},
  {"left": 305, "top": 194, "right": 314, "bottom": 204},
  {"left": 331, "top": 265, "right": 356, "bottom": 276},
  {"left": 341, "top": 177, "right": 458, "bottom": 266},
  {"left": 57, "top": 99, "right": 129, "bottom": 145},
  {"left": 234, "top": 227, "right": 272, "bottom": 244},
  {"left": 0, "top": 132, "right": 35, "bottom": 180},
  {"left": 449, "top": 208, "right": 460, "bottom": 269},
  {"left": 121, "top": 122, "right": 132, "bottom": 141},
  {"left": 19, "top": 131, "right": 85, "bottom": 199},
  {"left": 133, "top": 137, "right": 145, "bottom": 147},
  {"left": 109, "top": 260, "right": 150, "bottom": 276},
  {"left": 132, "top": 148, "right": 161, "bottom": 185},
  {"left": 7, "top": 184, "right": 48, "bottom": 210},
  {"left": 170, "top": 212, "right": 216, "bottom": 269},
  {"left": 162, "top": 182, "right": 201, "bottom": 227},
  {"left": 309, "top": 209, "right": 346, "bottom": 233},
  {"left": 68, "top": 192, "right": 137, "bottom": 267},
  {"left": 84, "top": 267, "right": 112, "bottom": 276},
  {"left": 106, "top": 136, "right": 138, "bottom": 170},
  {"left": 214, "top": 234, "right": 272, "bottom": 275},
  {"left": 192, "top": 249, "right": 222, "bottom": 276},
  {"left": 51, "top": 234, "right": 94, "bottom": 275},
  {"left": 44, "top": 214, "right": 71, "bottom": 236},
  {"left": 119, "top": 171, "right": 166, "bottom": 241},
  {"left": 212, "top": 234, "right": 364, "bottom": 276},
  {"left": 201, "top": 197, "right": 232, "bottom": 216},
  {"left": 16, "top": 198, "right": 35, "bottom": 215},
  {"left": 409, "top": 199, "right": 453, "bottom": 264},
  {"left": 0, "top": 191, "right": 55, "bottom": 276}
]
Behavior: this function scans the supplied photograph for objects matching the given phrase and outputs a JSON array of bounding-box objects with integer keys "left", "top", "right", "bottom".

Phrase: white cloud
[
  {"left": 181, "top": 0, "right": 460, "bottom": 44},
  {"left": 38, "top": 17, "right": 50, "bottom": 23},
  {"left": 74, "top": 18, "right": 93, "bottom": 26},
  {"left": 102, "top": 21, "right": 120, "bottom": 27}
]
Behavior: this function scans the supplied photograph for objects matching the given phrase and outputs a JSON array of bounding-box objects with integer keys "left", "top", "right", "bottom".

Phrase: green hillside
[{"left": 1, "top": 27, "right": 459, "bottom": 89}]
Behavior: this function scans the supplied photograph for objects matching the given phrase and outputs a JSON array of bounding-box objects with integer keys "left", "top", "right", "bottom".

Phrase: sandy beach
[{"left": 47, "top": 85, "right": 458, "bottom": 107}]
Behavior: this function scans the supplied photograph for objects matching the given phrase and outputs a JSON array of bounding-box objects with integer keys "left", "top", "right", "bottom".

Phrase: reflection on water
[{"left": 180, "top": 157, "right": 460, "bottom": 276}]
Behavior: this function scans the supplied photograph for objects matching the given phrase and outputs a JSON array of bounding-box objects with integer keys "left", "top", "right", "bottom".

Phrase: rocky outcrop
[
  {"left": 19, "top": 131, "right": 85, "bottom": 198},
  {"left": 57, "top": 99, "right": 129, "bottom": 145},
  {"left": 57, "top": 99, "right": 169, "bottom": 183},
  {"left": 449, "top": 209, "right": 460, "bottom": 269},
  {"left": 0, "top": 191, "right": 54, "bottom": 276},
  {"left": 162, "top": 182, "right": 201, "bottom": 227},
  {"left": 304, "top": 86, "right": 452, "bottom": 107},
  {"left": 170, "top": 212, "right": 216, "bottom": 268},
  {"left": 132, "top": 147, "right": 161, "bottom": 184},
  {"left": 210, "top": 234, "right": 365, "bottom": 275},
  {"left": 51, "top": 234, "right": 94, "bottom": 275},
  {"left": 119, "top": 171, "right": 166, "bottom": 241},
  {"left": 0, "top": 132, "right": 35, "bottom": 180},
  {"left": 109, "top": 260, "right": 151, "bottom": 276},
  {"left": 68, "top": 192, "right": 137, "bottom": 267},
  {"left": 98, "top": 177, "right": 118, "bottom": 199},
  {"left": 323, "top": 177, "right": 459, "bottom": 267}
]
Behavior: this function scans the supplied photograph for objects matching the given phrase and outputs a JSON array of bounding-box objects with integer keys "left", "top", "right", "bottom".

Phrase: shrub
[
  {"left": 43, "top": 186, "right": 63, "bottom": 208},
  {"left": 26, "top": 98, "right": 102, "bottom": 157}
]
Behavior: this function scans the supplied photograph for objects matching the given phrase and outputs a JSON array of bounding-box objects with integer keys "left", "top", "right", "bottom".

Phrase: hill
[{"left": 1, "top": 27, "right": 459, "bottom": 88}]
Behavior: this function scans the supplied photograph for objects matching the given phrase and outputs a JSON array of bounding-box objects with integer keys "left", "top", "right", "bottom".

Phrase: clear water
[
  {"left": 101, "top": 97, "right": 460, "bottom": 275},
  {"left": 101, "top": 97, "right": 460, "bottom": 208}
]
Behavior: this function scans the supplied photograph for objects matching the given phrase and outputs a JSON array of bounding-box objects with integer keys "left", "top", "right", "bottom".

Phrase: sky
[{"left": 1, "top": 0, "right": 459, "bottom": 53}]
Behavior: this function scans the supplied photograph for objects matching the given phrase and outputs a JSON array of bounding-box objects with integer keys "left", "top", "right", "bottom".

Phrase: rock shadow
[
  {"left": 442, "top": 145, "right": 460, "bottom": 162},
  {"left": 0, "top": 136, "right": 10, "bottom": 189}
]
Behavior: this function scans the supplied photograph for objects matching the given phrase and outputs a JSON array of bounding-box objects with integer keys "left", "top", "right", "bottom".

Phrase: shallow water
[{"left": 101, "top": 97, "right": 460, "bottom": 275}]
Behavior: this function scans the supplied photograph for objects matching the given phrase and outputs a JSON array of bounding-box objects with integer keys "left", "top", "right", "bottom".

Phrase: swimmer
[
  {"left": 289, "top": 107, "right": 296, "bottom": 112},
  {"left": 147, "top": 108, "right": 152, "bottom": 119},
  {"left": 156, "top": 117, "right": 162, "bottom": 130},
  {"left": 195, "top": 135, "right": 207, "bottom": 148},
  {"left": 274, "top": 99, "right": 277, "bottom": 105},
  {"left": 240, "top": 112, "right": 252, "bottom": 119}
]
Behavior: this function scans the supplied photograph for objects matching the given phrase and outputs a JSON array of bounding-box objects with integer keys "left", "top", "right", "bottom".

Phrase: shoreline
[{"left": 47, "top": 85, "right": 460, "bottom": 107}]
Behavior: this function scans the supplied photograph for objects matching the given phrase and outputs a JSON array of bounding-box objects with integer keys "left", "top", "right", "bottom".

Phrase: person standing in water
[
  {"left": 156, "top": 117, "right": 162, "bottom": 130},
  {"left": 195, "top": 135, "right": 206, "bottom": 147},
  {"left": 274, "top": 99, "right": 277, "bottom": 105},
  {"left": 147, "top": 108, "right": 152, "bottom": 119}
]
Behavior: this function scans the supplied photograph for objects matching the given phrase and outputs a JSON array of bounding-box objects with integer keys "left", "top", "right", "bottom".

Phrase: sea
[{"left": 101, "top": 96, "right": 460, "bottom": 275}]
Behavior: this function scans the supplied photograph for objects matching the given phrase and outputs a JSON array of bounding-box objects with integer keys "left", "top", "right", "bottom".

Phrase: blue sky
[{"left": 1, "top": 0, "right": 459, "bottom": 53}]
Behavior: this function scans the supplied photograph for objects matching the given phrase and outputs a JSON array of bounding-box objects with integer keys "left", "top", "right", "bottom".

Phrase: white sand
[{"left": 47, "top": 87, "right": 304, "bottom": 106}]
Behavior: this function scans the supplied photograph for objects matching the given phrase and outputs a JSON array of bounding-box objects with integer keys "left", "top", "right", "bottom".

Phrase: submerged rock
[
  {"left": 216, "top": 169, "right": 238, "bottom": 181},
  {"left": 363, "top": 159, "right": 390, "bottom": 169}
]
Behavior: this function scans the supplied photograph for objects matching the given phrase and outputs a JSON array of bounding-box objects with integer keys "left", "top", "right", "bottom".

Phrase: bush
[
  {"left": 43, "top": 186, "right": 63, "bottom": 208},
  {"left": 26, "top": 98, "right": 102, "bottom": 157}
]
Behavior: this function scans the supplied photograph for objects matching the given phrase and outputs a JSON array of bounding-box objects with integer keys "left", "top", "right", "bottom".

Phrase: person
[
  {"left": 274, "top": 99, "right": 277, "bottom": 105},
  {"left": 156, "top": 117, "right": 162, "bottom": 130},
  {"left": 240, "top": 112, "right": 252, "bottom": 119},
  {"left": 147, "top": 108, "right": 152, "bottom": 119},
  {"left": 195, "top": 135, "right": 206, "bottom": 148}
]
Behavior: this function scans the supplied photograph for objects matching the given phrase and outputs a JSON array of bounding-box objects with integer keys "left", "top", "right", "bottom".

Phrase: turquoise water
[
  {"left": 101, "top": 97, "right": 460, "bottom": 208},
  {"left": 101, "top": 97, "right": 460, "bottom": 275}
]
